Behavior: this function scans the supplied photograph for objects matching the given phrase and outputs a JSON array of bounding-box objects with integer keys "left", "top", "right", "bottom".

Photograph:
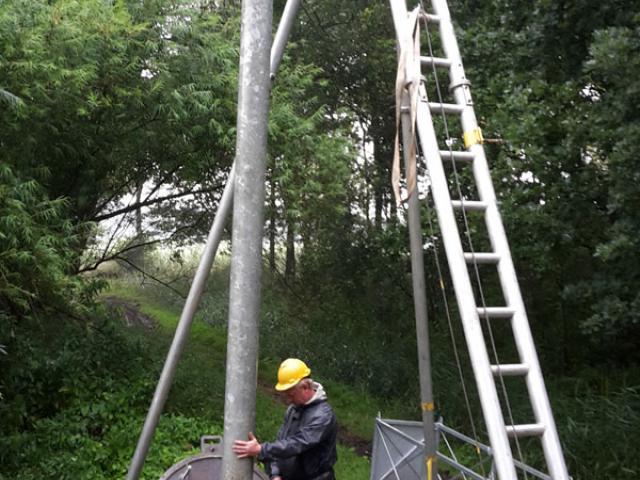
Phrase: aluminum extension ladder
[{"left": 388, "top": 1, "right": 570, "bottom": 479}]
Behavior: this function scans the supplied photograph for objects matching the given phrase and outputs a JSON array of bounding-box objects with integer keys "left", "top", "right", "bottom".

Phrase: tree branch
[
  {"left": 79, "top": 237, "right": 165, "bottom": 274},
  {"left": 141, "top": 165, "right": 183, "bottom": 204},
  {"left": 90, "top": 162, "right": 159, "bottom": 217},
  {"left": 113, "top": 256, "right": 187, "bottom": 299},
  {"left": 92, "top": 185, "right": 222, "bottom": 223},
  {"left": 80, "top": 211, "right": 211, "bottom": 276}
]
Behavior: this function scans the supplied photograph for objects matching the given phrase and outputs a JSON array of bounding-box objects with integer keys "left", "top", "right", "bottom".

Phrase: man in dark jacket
[{"left": 233, "top": 358, "right": 338, "bottom": 480}]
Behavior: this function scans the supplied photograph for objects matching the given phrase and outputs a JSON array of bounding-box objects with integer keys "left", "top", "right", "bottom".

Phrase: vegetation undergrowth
[{"left": 2, "top": 247, "right": 639, "bottom": 479}]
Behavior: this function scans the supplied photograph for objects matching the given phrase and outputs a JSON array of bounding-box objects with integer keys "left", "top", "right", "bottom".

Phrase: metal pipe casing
[
  {"left": 400, "top": 103, "right": 438, "bottom": 479},
  {"left": 221, "top": 0, "right": 273, "bottom": 479}
]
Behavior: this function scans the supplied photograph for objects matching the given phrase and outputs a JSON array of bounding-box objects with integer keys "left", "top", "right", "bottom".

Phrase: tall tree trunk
[
  {"left": 135, "top": 185, "right": 143, "bottom": 237},
  {"left": 269, "top": 174, "right": 276, "bottom": 273},
  {"left": 127, "top": 182, "right": 146, "bottom": 271},
  {"left": 371, "top": 119, "right": 394, "bottom": 229},
  {"left": 285, "top": 221, "right": 295, "bottom": 283}
]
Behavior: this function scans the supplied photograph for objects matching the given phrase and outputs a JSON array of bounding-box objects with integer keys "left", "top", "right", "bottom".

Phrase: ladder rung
[
  {"left": 421, "top": 55, "right": 451, "bottom": 68},
  {"left": 506, "top": 423, "right": 545, "bottom": 438},
  {"left": 439, "top": 150, "right": 475, "bottom": 162},
  {"left": 491, "top": 363, "right": 529, "bottom": 377},
  {"left": 477, "top": 307, "right": 515, "bottom": 319},
  {"left": 464, "top": 252, "right": 500, "bottom": 264},
  {"left": 427, "top": 102, "right": 464, "bottom": 114},
  {"left": 451, "top": 200, "right": 487, "bottom": 211},
  {"left": 419, "top": 12, "right": 441, "bottom": 24}
]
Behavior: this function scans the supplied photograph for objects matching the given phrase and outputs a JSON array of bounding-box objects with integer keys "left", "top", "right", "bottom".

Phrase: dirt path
[{"left": 103, "top": 296, "right": 157, "bottom": 330}]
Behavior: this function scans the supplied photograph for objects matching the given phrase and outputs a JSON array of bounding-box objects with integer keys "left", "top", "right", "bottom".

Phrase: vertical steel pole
[
  {"left": 126, "top": 167, "right": 235, "bottom": 480},
  {"left": 400, "top": 109, "right": 438, "bottom": 480},
  {"left": 390, "top": 1, "right": 438, "bottom": 477},
  {"left": 127, "top": 1, "right": 298, "bottom": 476},
  {"left": 221, "top": 0, "right": 272, "bottom": 478}
]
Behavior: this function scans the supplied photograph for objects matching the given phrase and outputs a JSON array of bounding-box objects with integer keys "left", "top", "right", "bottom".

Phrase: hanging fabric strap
[{"left": 392, "top": 7, "right": 422, "bottom": 205}]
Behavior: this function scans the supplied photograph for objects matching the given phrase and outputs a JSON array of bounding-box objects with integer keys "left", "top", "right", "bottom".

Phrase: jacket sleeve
[
  {"left": 259, "top": 404, "right": 335, "bottom": 461},
  {"left": 259, "top": 406, "right": 292, "bottom": 475}
]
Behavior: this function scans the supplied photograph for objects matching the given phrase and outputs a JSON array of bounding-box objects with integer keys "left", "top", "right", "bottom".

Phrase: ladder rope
[{"left": 417, "top": 1, "right": 530, "bottom": 474}]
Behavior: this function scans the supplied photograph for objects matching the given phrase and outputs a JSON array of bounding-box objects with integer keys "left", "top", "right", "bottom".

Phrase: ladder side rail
[
  {"left": 388, "top": 0, "right": 412, "bottom": 46},
  {"left": 472, "top": 129, "right": 569, "bottom": 480},
  {"left": 430, "top": 1, "right": 570, "bottom": 478},
  {"left": 414, "top": 89, "right": 517, "bottom": 480}
]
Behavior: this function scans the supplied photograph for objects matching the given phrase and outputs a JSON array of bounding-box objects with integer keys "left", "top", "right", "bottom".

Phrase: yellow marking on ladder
[{"left": 463, "top": 128, "right": 484, "bottom": 148}]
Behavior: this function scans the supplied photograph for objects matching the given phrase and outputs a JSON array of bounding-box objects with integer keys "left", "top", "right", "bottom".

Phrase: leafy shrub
[
  {"left": 0, "top": 377, "right": 217, "bottom": 479},
  {"left": 0, "top": 309, "right": 148, "bottom": 434},
  {"left": 0, "top": 164, "right": 102, "bottom": 316}
]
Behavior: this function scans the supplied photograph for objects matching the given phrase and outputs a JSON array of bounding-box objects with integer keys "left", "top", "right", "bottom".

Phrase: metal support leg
[
  {"left": 270, "top": 0, "right": 302, "bottom": 80},
  {"left": 400, "top": 102, "right": 438, "bottom": 480},
  {"left": 126, "top": 167, "right": 235, "bottom": 480}
]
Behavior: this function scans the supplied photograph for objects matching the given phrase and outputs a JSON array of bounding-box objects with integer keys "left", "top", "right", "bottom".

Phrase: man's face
[{"left": 282, "top": 382, "right": 308, "bottom": 406}]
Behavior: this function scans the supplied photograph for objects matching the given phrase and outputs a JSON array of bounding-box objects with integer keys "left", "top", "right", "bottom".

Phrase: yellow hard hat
[{"left": 275, "top": 358, "right": 311, "bottom": 391}]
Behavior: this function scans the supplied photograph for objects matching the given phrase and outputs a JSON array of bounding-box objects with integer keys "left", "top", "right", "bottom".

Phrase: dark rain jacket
[{"left": 258, "top": 382, "right": 338, "bottom": 480}]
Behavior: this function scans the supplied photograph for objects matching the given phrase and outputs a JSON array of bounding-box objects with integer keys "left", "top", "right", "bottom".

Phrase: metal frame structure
[
  {"left": 127, "top": 0, "right": 570, "bottom": 479},
  {"left": 371, "top": 418, "right": 554, "bottom": 480}
]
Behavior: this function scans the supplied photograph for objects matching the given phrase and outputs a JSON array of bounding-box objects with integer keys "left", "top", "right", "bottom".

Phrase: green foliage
[
  {"left": 0, "top": 0, "right": 150, "bottom": 221},
  {"left": 569, "top": 18, "right": 640, "bottom": 357},
  {"left": 0, "top": 164, "right": 101, "bottom": 316},
  {"left": 0, "top": 308, "right": 141, "bottom": 433},
  {"left": 269, "top": 64, "right": 353, "bottom": 233},
  {"left": 261, "top": 223, "right": 423, "bottom": 398},
  {"left": 1, "top": 380, "right": 216, "bottom": 479},
  {"left": 335, "top": 445, "right": 370, "bottom": 479},
  {"left": 0, "top": 0, "right": 240, "bottom": 235},
  {"left": 447, "top": 0, "right": 640, "bottom": 368},
  {"left": 557, "top": 383, "right": 640, "bottom": 479}
]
